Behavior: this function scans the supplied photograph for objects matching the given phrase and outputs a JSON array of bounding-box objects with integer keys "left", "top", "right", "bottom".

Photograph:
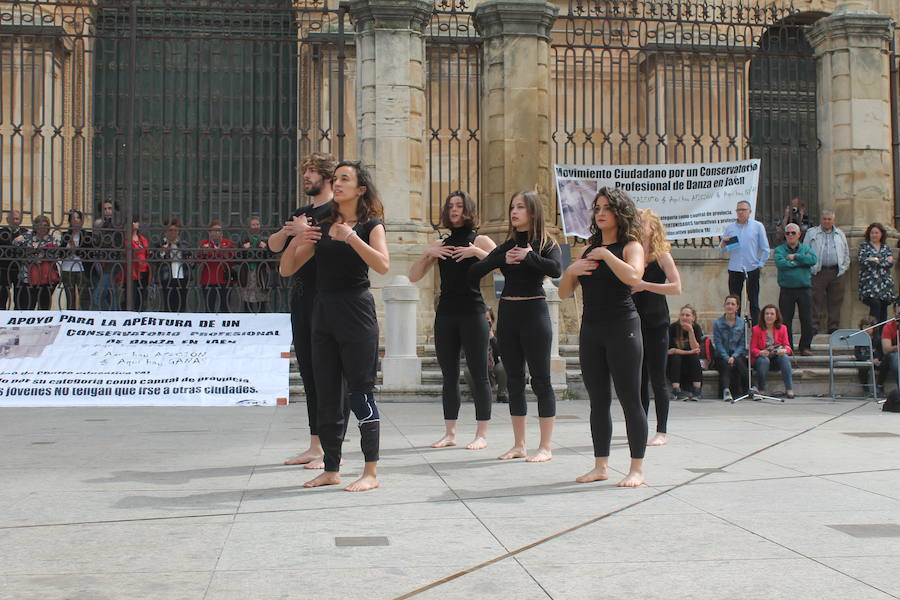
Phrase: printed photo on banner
[{"left": 554, "top": 159, "right": 761, "bottom": 241}]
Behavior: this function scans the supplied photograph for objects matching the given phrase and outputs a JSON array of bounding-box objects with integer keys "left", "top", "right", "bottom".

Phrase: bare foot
[
  {"left": 647, "top": 433, "right": 668, "bottom": 447},
  {"left": 525, "top": 447, "right": 553, "bottom": 462},
  {"left": 303, "top": 457, "right": 344, "bottom": 470},
  {"left": 283, "top": 449, "right": 323, "bottom": 465},
  {"left": 303, "top": 471, "right": 341, "bottom": 488},
  {"left": 465, "top": 436, "right": 487, "bottom": 450},
  {"left": 616, "top": 470, "right": 645, "bottom": 487},
  {"left": 576, "top": 467, "right": 609, "bottom": 483},
  {"left": 431, "top": 434, "right": 457, "bottom": 448},
  {"left": 497, "top": 445, "right": 527, "bottom": 460},
  {"left": 344, "top": 474, "right": 380, "bottom": 492}
]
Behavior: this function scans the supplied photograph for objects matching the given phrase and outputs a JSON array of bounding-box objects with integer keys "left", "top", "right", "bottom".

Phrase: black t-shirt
[
  {"left": 468, "top": 231, "right": 562, "bottom": 298},
  {"left": 315, "top": 218, "right": 384, "bottom": 293},
  {"left": 632, "top": 259, "right": 670, "bottom": 328},
  {"left": 437, "top": 227, "right": 486, "bottom": 315},
  {"left": 668, "top": 322, "right": 704, "bottom": 350},
  {"left": 578, "top": 241, "right": 637, "bottom": 322},
  {"left": 287, "top": 201, "right": 334, "bottom": 295}
]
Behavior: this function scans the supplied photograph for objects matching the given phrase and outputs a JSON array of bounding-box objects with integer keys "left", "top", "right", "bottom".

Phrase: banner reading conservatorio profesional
[
  {"left": 0, "top": 311, "right": 291, "bottom": 407},
  {"left": 554, "top": 159, "right": 761, "bottom": 240}
]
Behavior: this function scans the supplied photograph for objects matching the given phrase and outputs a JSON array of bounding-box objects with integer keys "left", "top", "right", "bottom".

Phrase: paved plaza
[{"left": 0, "top": 397, "right": 898, "bottom": 599}]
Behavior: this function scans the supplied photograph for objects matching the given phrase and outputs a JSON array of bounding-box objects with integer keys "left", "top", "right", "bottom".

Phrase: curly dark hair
[
  {"left": 588, "top": 186, "right": 641, "bottom": 246},
  {"left": 324, "top": 160, "right": 384, "bottom": 224},
  {"left": 439, "top": 190, "right": 477, "bottom": 230},
  {"left": 300, "top": 152, "right": 337, "bottom": 183},
  {"left": 864, "top": 222, "right": 887, "bottom": 244}
]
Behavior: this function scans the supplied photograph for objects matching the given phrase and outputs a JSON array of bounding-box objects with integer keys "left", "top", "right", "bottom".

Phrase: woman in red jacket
[
  {"left": 129, "top": 217, "right": 151, "bottom": 311},
  {"left": 750, "top": 304, "right": 795, "bottom": 399},
  {"left": 199, "top": 220, "right": 235, "bottom": 313}
]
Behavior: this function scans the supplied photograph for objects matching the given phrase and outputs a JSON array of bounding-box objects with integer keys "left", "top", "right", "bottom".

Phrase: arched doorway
[
  {"left": 92, "top": 1, "right": 298, "bottom": 230},
  {"left": 749, "top": 22, "right": 819, "bottom": 240}
]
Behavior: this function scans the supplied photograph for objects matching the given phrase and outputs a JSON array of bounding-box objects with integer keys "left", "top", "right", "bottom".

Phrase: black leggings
[
  {"left": 497, "top": 298, "right": 556, "bottom": 418},
  {"left": 640, "top": 322, "right": 670, "bottom": 434},
  {"left": 291, "top": 289, "right": 320, "bottom": 436},
  {"left": 435, "top": 311, "right": 492, "bottom": 422},
  {"left": 580, "top": 315, "right": 647, "bottom": 459},
  {"left": 312, "top": 289, "right": 380, "bottom": 473}
]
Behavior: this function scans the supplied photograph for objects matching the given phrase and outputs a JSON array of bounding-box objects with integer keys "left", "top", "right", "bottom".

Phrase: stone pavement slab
[{"left": 0, "top": 398, "right": 898, "bottom": 600}]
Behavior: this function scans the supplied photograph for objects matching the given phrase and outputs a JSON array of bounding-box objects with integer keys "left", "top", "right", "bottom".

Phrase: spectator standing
[
  {"left": 857, "top": 222, "right": 895, "bottom": 326},
  {"left": 13, "top": 215, "right": 60, "bottom": 310},
  {"left": 126, "top": 217, "right": 151, "bottom": 312},
  {"left": 805, "top": 210, "right": 850, "bottom": 334},
  {"left": 237, "top": 216, "right": 271, "bottom": 313},
  {"left": 91, "top": 200, "right": 123, "bottom": 311},
  {"left": 198, "top": 220, "right": 235, "bottom": 313},
  {"left": 713, "top": 295, "right": 748, "bottom": 402},
  {"left": 720, "top": 201, "right": 769, "bottom": 326},
  {"left": 0, "top": 210, "right": 26, "bottom": 309},
  {"left": 154, "top": 217, "right": 191, "bottom": 312},
  {"left": 774, "top": 222, "right": 817, "bottom": 356},
  {"left": 780, "top": 197, "right": 810, "bottom": 240},
  {"left": 60, "top": 210, "right": 94, "bottom": 310}
]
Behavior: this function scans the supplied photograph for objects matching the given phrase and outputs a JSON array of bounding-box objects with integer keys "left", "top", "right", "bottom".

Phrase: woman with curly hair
[
  {"left": 632, "top": 209, "right": 682, "bottom": 446},
  {"left": 559, "top": 187, "right": 648, "bottom": 487},
  {"left": 858, "top": 222, "right": 895, "bottom": 327}
]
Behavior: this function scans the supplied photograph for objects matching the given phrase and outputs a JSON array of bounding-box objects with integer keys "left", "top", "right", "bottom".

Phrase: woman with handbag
[{"left": 13, "top": 215, "right": 59, "bottom": 310}]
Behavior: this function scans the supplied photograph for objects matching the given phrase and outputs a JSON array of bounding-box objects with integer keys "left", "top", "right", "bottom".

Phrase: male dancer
[{"left": 270, "top": 153, "right": 337, "bottom": 469}]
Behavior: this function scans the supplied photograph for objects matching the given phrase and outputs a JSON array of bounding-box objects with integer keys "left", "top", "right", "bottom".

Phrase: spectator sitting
[
  {"left": 713, "top": 294, "right": 748, "bottom": 402},
  {"left": 750, "top": 304, "right": 795, "bottom": 399},
  {"left": 667, "top": 304, "right": 704, "bottom": 401},
  {"left": 855, "top": 315, "right": 885, "bottom": 395},
  {"left": 880, "top": 305, "right": 900, "bottom": 390}
]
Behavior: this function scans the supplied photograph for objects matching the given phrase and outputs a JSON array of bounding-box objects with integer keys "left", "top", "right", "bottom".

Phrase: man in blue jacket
[{"left": 774, "top": 223, "right": 818, "bottom": 356}]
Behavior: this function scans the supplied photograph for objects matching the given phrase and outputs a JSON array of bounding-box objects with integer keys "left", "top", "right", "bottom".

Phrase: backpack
[
  {"left": 700, "top": 335, "right": 717, "bottom": 370},
  {"left": 883, "top": 389, "right": 900, "bottom": 413}
]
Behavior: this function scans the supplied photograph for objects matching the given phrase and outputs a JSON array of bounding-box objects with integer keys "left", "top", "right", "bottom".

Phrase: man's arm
[{"left": 756, "top": 221, "right": 770, "bottom": 267}]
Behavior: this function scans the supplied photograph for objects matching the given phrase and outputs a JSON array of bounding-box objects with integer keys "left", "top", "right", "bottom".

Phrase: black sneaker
[
  {"left": 674, "top": 390, "right": 689, "bottom": 402},
  {"left": 496, "top": 394, "right": 508, "bottom": 404}
]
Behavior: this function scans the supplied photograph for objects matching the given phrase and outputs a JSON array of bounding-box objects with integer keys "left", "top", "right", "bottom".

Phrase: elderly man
[
  {"left": 720, "top": 200, "right": 770, "bottom": 326},
  {"left": 804, "top": 210, "right": 850, "bottom": 334},
  {"left": 774, "top": 223, "right": 817, "bottom": 355}
]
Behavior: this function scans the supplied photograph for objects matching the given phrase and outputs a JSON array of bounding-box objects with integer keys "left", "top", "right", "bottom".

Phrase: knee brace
[{"left": 348, "top": 392, "right": 380, "bottom": 425}]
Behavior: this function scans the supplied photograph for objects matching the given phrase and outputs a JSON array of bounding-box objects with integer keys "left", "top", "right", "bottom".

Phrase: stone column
[
  {"left": 381, "top": 275, "right": 422, "bottom": 388},
  {"left": 349, "top": 0, "right": 435, "bottom": 344},
  {"left": 543, "top": 279, "right": 567, "bottom": 390},
  {"left": 473, "top": 0, "right": 559, "bottom": 238},
  {"left": 808, "top": 1, "right": 895, "bottom": 326}
]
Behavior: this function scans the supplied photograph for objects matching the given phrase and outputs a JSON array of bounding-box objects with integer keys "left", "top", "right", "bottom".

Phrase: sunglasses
[{"left": 785, "top": 231, "right": 799, "bottom": 235}]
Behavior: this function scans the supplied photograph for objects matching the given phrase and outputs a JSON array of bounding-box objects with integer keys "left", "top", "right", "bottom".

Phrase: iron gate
[{"left": 549, "top": 0, "right": 820, "bottom": 246}]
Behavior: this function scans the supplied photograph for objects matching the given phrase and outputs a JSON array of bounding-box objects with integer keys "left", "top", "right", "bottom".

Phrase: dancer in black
[
  {"left": 280, "top": 160, "right": 389, "bottom": 492},
  {"left": 270, "top": 153, "right": 337, "bottom": 469},
  {"left": 559, "top": 187, "right": 648, "bottom": 487},
  {"left": 468, "top": 191, "right": 561, "bottom": 462},
  {"left": 632, "top": 209, "right": 682, "bottom": 447},
  {"left": 409, "top": 191, "right": 497, "bottom": 450}
]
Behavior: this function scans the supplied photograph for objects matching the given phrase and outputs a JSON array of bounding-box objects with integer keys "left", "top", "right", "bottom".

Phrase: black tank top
[
  {"left": 437, "top": 227, "right": 486, "bottom": 315},
  {"left": 578, "top": 240, "right": 637, "bottom": 322},
  {"left": 315, "top": 218, "right": 383, "bottom": 293},
  {"left": 632, "top": 260, "right": 670, "bottom": 327}
]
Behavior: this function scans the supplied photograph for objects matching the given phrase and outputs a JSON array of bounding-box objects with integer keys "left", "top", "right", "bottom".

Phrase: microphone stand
[{"left": 732, "top": 267, "right": 782, "bottom": 404}]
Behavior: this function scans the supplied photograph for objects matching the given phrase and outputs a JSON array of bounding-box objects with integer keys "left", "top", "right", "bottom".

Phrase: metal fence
[{"left": 549, "top": 0, "right": 820, "bottom": 246}]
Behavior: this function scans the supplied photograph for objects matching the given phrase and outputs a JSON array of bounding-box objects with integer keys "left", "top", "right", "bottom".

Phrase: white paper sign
[
  {"left": 0, "top": 311, "right": 291, "bottom": 406},
  {"left": 554, "top": 159, "right": 761, "bottom": 240}
]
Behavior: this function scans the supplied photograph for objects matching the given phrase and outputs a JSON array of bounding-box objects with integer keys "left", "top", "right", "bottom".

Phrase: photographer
[
  {"left": 750, "top": 304, "right": 795, "bottom": 399},
  {"left": 780, "top": 197, "right": 810, "bottom": 240}
]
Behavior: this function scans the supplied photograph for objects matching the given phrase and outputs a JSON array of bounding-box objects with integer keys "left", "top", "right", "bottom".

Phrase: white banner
[
  {"left": 0, "top": 311, "right": 291, "bottom": 407},
  {"left": 554, "top": 159, "right": 761, "bottom": 240}
]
